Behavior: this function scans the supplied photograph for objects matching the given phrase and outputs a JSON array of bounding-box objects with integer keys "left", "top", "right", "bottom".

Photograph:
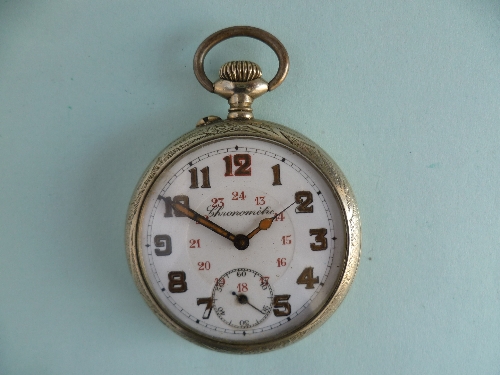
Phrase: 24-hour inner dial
[{"left": 187, "top": 186, "right": 295, "bottom": 285}]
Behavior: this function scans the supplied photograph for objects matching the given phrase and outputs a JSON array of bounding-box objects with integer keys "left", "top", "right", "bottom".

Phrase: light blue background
[{"left": 1, "top": 1, "right": 499, "bottom": 374}]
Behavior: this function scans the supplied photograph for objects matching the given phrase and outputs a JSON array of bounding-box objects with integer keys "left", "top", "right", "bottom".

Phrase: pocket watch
[{"left": 126, "top": 26, "right": 361, "bottom": 353}]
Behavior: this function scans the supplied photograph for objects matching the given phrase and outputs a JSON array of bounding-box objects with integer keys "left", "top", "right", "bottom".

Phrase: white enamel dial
[{"left": 134, "top": 136, "right": 349, "bottom": 346}]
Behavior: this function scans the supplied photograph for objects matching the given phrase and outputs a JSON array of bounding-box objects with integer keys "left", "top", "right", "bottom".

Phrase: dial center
[
  {"left": 233, "top": 234, "right": 249, "bottom": 250},
  {"left": 232, "top": 292, "right": 249, "bottom": 304}
]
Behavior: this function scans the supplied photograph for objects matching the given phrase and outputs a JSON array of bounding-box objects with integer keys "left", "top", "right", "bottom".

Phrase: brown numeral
[
  {"left": 215, "top": 307, "right": 225, "bottom": 315},
  {"left": 296, "top": 267, "right": 319, "bottom": 289},
  {"left": 189, "top": 167, "right": 198, "bottom": 189},
  {"left": 295, "top": 191, "right": 313, "bottom": 213},
  {"left": 223, "top": 154, "right": 252, "bottom": 176},
  {"left": 273, "top": 295, "right": 291, "bottom": 316},
  {"left": 272, "top": 164, "right": 282, "bottom": 185},
  {"left": 159, "top": 195, "right": 189, "bottom": 217},
  {"left": 154, "top": 234, "right": 172, "bottom": 256},
  {"left": 197, "top": 297, "right": 213, "bottom": 319},
  {"left": 168, "top": 271, "right": 187, "bottom": 293},
  {"left": 310, "top": 228, "right": 327, "bottom": 251},
  {"left": 200, "top": 167, "right": 210, "bottom": 188},
  {"left": 189, "top": 167, "right": 210, "bottom": 189},
  {"left": 234, "top": 154, "right": 251, "bottom": 175},
  {"left": 223, "top": 155, "right": 233, "bottom": 176}
]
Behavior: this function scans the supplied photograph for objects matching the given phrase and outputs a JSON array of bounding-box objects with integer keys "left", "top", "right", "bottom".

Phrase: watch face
[{"left": 129, "top": 129, "right": 358, "bottom": 352}]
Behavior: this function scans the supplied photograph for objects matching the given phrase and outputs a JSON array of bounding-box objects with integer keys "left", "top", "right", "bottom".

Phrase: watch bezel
[{"left": 126, "top": 119, "right": 361, "bottom": 353}]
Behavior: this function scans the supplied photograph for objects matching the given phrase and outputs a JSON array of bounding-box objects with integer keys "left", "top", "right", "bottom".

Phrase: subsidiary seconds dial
[{"left": 212, "top": 268, "right": 274, "bottom": 329}]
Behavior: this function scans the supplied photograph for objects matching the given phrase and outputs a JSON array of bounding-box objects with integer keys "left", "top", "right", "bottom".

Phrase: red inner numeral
[
  {"left": 255, "top": 196, "right": 265, "bottom": 205},
  {"left": 275, "top": 212, "right": 285, "bottom": 221},
  {"left": 211, "top": 198, "right": 224, "bottom": 208},
  {"left": 189, "top": 239, "right": 200, "bottom": 248},
  {"left": 281, "top": 235, "right": 292, "bottom": 245},
  {"left": 198, "top": 261, "right": 210, "bottom": 270},
  {"left": 237, "top": 283, "right": 248, "bottom": 292},
  {"left": 232, "top": 191, "right": 246, "bottom": 200}
]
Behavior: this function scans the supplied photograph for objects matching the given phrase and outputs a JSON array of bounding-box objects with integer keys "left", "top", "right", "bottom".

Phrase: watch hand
[
  {"left": 232, "top": 292, "right": 266, "bottom": 314},
  {"left": 172, "top": 202, "right": 236, "bottom": 242},
  {"left": 247, "top": 201, "right": 296, "bottom": 239}
]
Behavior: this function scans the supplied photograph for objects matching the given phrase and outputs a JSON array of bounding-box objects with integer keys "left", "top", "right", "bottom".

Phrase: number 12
[{"left": 223, "top": 154, "right": 251, "bottom": 176}]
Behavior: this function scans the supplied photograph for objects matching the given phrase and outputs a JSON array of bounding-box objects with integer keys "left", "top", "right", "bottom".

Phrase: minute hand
[{"left": 172, "top": 202, "right": 236, "bottom": 242}]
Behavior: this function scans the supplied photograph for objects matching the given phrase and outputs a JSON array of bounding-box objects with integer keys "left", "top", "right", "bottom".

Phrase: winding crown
[{"left": 219, "top": 61, "right": 262, "bottom": 82}]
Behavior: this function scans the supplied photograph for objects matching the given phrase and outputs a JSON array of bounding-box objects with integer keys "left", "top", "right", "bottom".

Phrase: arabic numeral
[
  {"left": 295, "top": 191, "right": 313, "bottom": 213},
  {"left": 197, "top": 261, "right": 210, "bottom": 270},
  {"left": 260, "top": 276, "right": 270, "bottom": 290},
  {"left": 276, "top": 258, "right": 286, "bottom": 267},
  {"left": 310, "top": 228, "right": 328, "bottom": 251},
  {"left": 158, "top": 195, "right": 189, "bottom": 217},
  {"left": 215, "top": 307, "right": 225, "bottom": 315},
  {"left": 223, "top": 154, "right": 251, "bottom": 176},
  {"left": 211, "top": 197, "right": 224, "bottom": 208},
  {"left": 189, "top": 239, "right": 201, "bottom": 248},
  {"left": 275, "top": 212, "right": 285, "bottom": 221},
  {"left": 189, "top": 166, "right": 211, "bottom": 189},
  {"left": 273, "top": 295, "right": 291, "bottom": 317},
  {"left": 168, "top": 271, "right": 187, "bottom": 293},
  {"left": 271, "top": 164, "right": 282, "bottom": 185},
  {"left": 255, "top": 196, "right": 265, "bottom": 205},
  {"left": 281, "top": 235, "right": 292, "bottom": 245},
  {"left": 214, "top": 277, "right": 225, "bottom": 292},
  {"left": 196, "top": 298, "right": 213, "bottom": 319},
  {"left": 232, "top": 191, "right": 246, "bottom": 200},
  {"left": 154, "top": 234, "right": 172, "bottom": 256},
  {"left": 237, "top": 283, "right": 248, "bottom": 293}
]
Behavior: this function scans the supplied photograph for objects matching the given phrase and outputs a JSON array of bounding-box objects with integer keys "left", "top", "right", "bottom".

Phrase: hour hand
[
  {"left": 247, "top": 217, "right": 274, "bottom": 239},
  {"left": 172, "top": 202, "right": 236, "bottom": 242},
  {"left": 246, "top": 201, "right": 296, "bottom": 239}
]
